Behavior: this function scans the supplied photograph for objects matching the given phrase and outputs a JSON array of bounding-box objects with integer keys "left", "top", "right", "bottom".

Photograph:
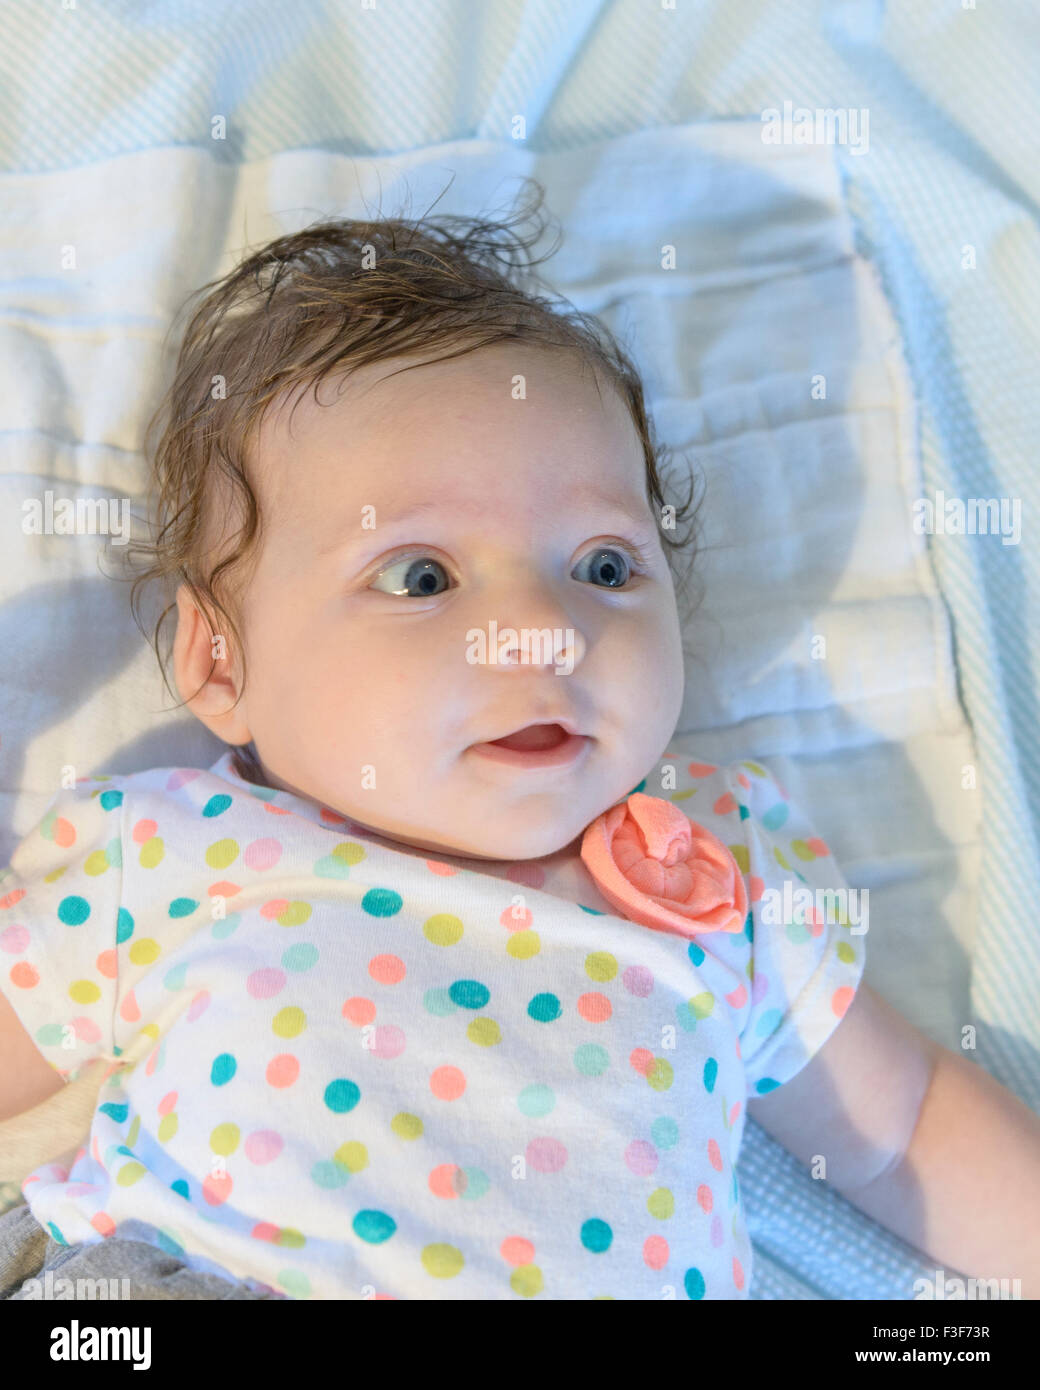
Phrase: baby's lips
[{"left": 580, "top": 793, "right": 748, "bottom": 939}]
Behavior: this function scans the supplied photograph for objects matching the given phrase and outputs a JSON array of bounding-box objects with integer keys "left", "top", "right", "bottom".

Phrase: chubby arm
[{"left": 746, "top": 982, "right": 1040, "bottom": 1298}]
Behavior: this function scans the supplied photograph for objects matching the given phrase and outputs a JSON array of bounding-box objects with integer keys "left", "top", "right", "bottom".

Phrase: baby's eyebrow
[{"left": 318, "top": 494, "right": 654, "bottom": 558}]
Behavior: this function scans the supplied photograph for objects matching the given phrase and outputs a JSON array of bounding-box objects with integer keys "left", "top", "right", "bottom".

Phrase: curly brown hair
[{"left": 122, "top": 178, "right": 703, "bottom": 718}]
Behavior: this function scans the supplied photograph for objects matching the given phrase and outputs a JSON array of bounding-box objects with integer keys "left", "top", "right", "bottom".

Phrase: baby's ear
[{"left": 171, "top": 583, "right": 252, "bottom": 745}]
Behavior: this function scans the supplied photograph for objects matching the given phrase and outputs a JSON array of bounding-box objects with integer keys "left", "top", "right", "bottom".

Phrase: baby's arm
[{"left": 746, "top": 982, "right": 1040, "bottom": 1298}]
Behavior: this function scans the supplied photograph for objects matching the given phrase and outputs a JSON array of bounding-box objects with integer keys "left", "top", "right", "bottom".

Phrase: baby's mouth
[{"left": 487, "top": 723, "right": 570, "bottom": 752}]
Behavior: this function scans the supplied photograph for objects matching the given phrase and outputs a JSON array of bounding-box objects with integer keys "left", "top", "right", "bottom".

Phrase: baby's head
[{"left": 131, "top": 183, "right": 700, "bottom": 861}]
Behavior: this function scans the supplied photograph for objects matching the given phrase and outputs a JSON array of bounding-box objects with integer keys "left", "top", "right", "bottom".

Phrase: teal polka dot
[
  {"left": 46, "top": 1222, "right": 68, "bottom": 1246},
  {"left": 171, "top": 1180, "right": 190, "bottom": 1200},
  {"left": 202, "top": 794, "right": 232, "bottom": 818},
  {"left": 761, "top": 803, "right": 789, "bottom": 830},
  {"left": 423, "top": 987, "right": 457, "bottom": 1017},
  {"left": 163, "top": 964, "right": 188, "bottom": 992},
  {"left": 528, "top": 993, "right": 562, "bottom": 1022},
  {"left": 99, "top": 1102, "right": 128, "bottom": 1123},
  {"left": 755, "top": 1008, "right": 783, "bottom": 1040},
  {"left": 37, "top": 1024, "right": 65, "bottom": 1047},
  {"left": 755, "top": 1077, "right": 780, "bottom": 1095},
  {"left": 687, "top": 942, "right": 705, "bottom": 967},
  {"left": 324, "top": 1079, "right": 360, "bottom": 1114},
  {"left": 99, "top": 790, "right": 123, "bottom": 811},
  {"left": 574, "top": 1043, "right": 609, "bottom": 1076},
  {"left": 58, "top": 895, "right": 90, "bottom": 926},
  {"left": 651, "top": 1116, "right": 679, "bottom": 1150},
  {"left": 114, "top": 1146, "right": 134, "bottom": 1158},
  {"left": 282, "top": 943, "right": 319, "bottom": 972},
  {"left": 360, "top": 888, "right": 403, "bottom": 917},
  {"left": 676, "top": 1001, "right": 698, "bottom": 1032},
  {"left": 578, "top": 904, "right": 605, "bottom": 915},
  {"left": 518, "top": 1084, "right": 555, "bottom": 1117},
  {"left": 353, "top": 1210, "right": 396, "bottom": 1243},
  {"left": 211, "top": 1054, "right": 237, "bottom": 1086},
  {"left": 311, "top": 1160, "right": 350, "bottom": 1189},
  {"left": 104, "top": 838, "right": 121, "bottom": 869},
  {"left": 703, "top": 1058, "right": 718, "bottom": 1093},
  {"left": 212, "top": 912, "right": 240, "bottom": 941},
  {"left": 684, "top": 1267, "right": 706, "bottom": 1299},
  {"left": 627, "top": 779, "right": 647, "bottom": 796},
  {"left": 278, "top": 1269, "right": 310, "bottom": 1298},
  {"left": 459, "top": 1167, "right": 489, "bottom": 1200},
  {"left": 738, "top": 803, "right": 750, "bottom": 820},
  {"left": 744, "top": 912, "right": 754, "bottom": 942},
  {"left": 116, "top": 907, "right": 134, "bottom": 944},
  {"left": 157, "top": 1230, "right": 185, "bottom": 1257},
  {"left": 169, "top": 898, "right": 199, "bottom": 918},
  {"left": 581, "top": 1218, "right": 612, "bottom": 1253},
  {"left": 449, "top": 979, "right": 490, "bottom": 1009}
]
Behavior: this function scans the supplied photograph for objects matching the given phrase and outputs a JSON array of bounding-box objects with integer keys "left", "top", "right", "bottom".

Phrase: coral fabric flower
[{"left": 580, "top": 793, "right": 748, "bottom": 939}]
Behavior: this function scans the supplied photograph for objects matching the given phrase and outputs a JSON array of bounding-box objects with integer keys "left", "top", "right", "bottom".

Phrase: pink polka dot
[
  {"left": 806, "top": 837, "right": 830, "bottom": 857},
  {"left": 729, "top": 1101, "right": 741, "bottom": 1127},
  {"left": 710, "top": 1213, "right": 724, "bottom": 1247},
  {"left": 158, "top": 1091, "right": 177, "bottom": 1116},
  {"left": 749, "top": 875, "right": 765, "bottom": 903},
  {"left": 72, "top": 1017, "right": 100, "bottom": 1044},
  {"left": 96, "top": 949, "right": 117, "bottom": 979},
  {"left": 751, "top": 974, "right": 769, "bottom": 1004},
  {"left": 145, "top": 1046, "right": 160, "bottom": 1077},
  {"left": 91, "top": 1211, "right": 115, "bottom": 1238},
  {"left": 622, "top": 965, "right": 654, "bottom": 997},
  {"left": 166, "top": 769, "right": 200, "bottom": 791},
  {"left": 132, "top": 818, "right": 157, "bottom": 845},
  {"left": 526, "top": 1137, "right": 568, "bottom": 1173},
  {"left": 500, "top": 1236, "right": 535, "bottom": 1266},
  {"left": 832, "top": 985, "right": 855, "bottom": 1017},
  {"left": 245, "top": 838, "right": 282, "bottom": 872},
  {"left": 247, "top": 967, "right": 286, "bottom": 999},
  {"left": 266, "top": 1054, "right": 299, "bottom": 1088},
  {"left": 428, "top": 1163, "right": 464, "bottom": 1199},
  {"left": 119, "top": 989, "right": 140, "bottom": 1023},
  {"left": 643, "top": 1235, "right": 669, "bottom": 1269},
  {"left": 0, "top": 924, "right": 29, "bottom": 954},
  {"left": 368, "top": 954, "right": 405, "bottom": 985},
  {"left": 725, "top": 982, "right": 747, "bottom": 1009},
  {"left": 260, "top": 898, "right": 289, "bottom": 920},
  {"left": 500, "top": 904, "right": 532, "bottom": 931},
  {"left": 245, "top": 1130, "right": 283, "bottom": 1165},
  {"left": 343, "top": 997, "right": 376, "bottom": 1027},
  {"left": 629, "top": 1047, "right": 654, "bottom": 1076},
  {"left": 707, "top": 1138, "right": 723, "bottom": 1172},
  {"left": 624, "top": 1139, "right": 658, "bottom": 1176},
  {"left": 697, "top": 1183, "right": 713, "bottom": 1213},
  {"left": 370, "top": 1024, "right": 406, "bottom": 1059},
  {"left": 736, "top": 772, "right": 750, "bottom": 790},
  {"left": 733, "top": 1256, "right": 745, "bottom": 1290},
  {"left": 186, "top": 989, "right": 210, "bottom": 1022},
  {"left": 430, "top": 1066, "right": 466, "bottom": 1100},
  {"left": 426, "top": 861, "right": 457, "bottom": 877},
  {"left": 203, "top": 1172, "right": 233, "bottom": 1206},
  {"left": 577, "top": 992, "right": 611, "bottom": 1023},
  {"left": 506, "top": 863, "right": 545, "bottom": 889},
  {"left": 251, "top": 1222, "right": 280, "bottom": 1242}
]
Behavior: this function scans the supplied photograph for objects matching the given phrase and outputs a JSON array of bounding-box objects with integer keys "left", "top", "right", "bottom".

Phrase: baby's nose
[{"left": 495, "top": 625, "right": 586, "bottom": 670}]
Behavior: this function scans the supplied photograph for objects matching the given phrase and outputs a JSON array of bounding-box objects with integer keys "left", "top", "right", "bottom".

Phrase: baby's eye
[
  {"left": 369, "top": 555, "right": 453, "bottom": 598},
  {"left": 572, "top": 546, "right": 635, "bottom": 588}
]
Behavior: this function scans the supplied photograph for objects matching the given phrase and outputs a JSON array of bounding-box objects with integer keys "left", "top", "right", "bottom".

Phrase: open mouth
[
  {"left": 469, "top": 723, "right": 592, "bottom": 770},
  {"left": 487, "top": 723, "right": 571, "bottom": 751}
]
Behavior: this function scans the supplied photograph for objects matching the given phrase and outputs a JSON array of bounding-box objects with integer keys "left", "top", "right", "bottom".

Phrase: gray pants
[{"left": 0, "top": 1200, "right": 285, "bottom": 1300}]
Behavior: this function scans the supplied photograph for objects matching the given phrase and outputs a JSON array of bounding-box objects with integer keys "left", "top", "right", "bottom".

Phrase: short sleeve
[
  {"left": 0, "top": 778, "right": 125, "bottom": 1081},
  {"left": 723, "top": 758, "right": 866, "bottom": 1097}
]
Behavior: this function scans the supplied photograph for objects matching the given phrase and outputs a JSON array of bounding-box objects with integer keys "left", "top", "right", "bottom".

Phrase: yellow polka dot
[
  {"left": 116, "top": 1162, "right": 146, "bottom": 1186},
  {"left": 773, "top": 846, "right": 790, "bottom": 871},
  {"left": 837, "top": 941, "right": 856, "bottom": 964},
  {"left": 333, "top": 1141, "right": 368, "bottom": 1173},
  {"left": 210, "top": 1123, "right": 240, "bottom": 1156},
  {"left": 647, "top": 1058, "right": 674, "bottom": 1092},
  {"left": 205, "top": 838, "right": 239, "bottom": 870},
  {"left": 141, "top": 1023, "right": 160, "bottom": 1041},
  {"left": 158, "top": 1113, "right": 178, "bottom": 1144},
  {"left": 69, "top": 980, "right": 101, "bottom": 1004},
  {"left": 84, "top": 850, "right": 109, "bottom": 876},
  {"left": 391, "top": 1113, "right": 423, "bottom": 1140},
  {"left": 139, "top": 837, "right": 164, "bottom": 869},
  {"left": 648, "top": 1187, "right": 674, "bottom": 1219},
  {"left": 129, "top": 938, "right": 160, "bottom": 966},
  {"left": 791, "top": 839, "right": 815, "bottom": 861},
  {"left": 423, "top": 914, "right": 464, "bottom": 947},
  {"left": 277, "top": 901, "right": 312, "bottom": 927},
  {"left": 332, "top": 841, "right": 365, "bottom": 866},
  {"left": 690, "top": 991, "right": 714, "bottom": 1019},
  {"left": 510, "top": 1264, "right": 544, "bottom": 1297},
  {"left": 44, "top": 866, "right": 68, "bottom": 884},
  {"left": 670, "top": 789, "right": 695, "bottom": 801},
  {"left": 584, "top": 952, "right": 617, "bottom": 982},
  {"left": 506, "top": 930, "right": 540, "bottom": 959},
  {"left": 421, "top": 1244, "right": 464, "bottom": 1278},
  {"left": 466, "top": 1017, "right": 501, "bottom": 1047},
  {"left": 277, "top": 1228, "right": 306, "bottom": 1249},
  {"left": 127, "top": 1115, "right": 141, "bottom": 1148},
  {"left": 273, "top": 1006, "right": 306, "bottom": 1038},
  {"left": 729, "top": 844, "right": 750, "bottom": 873},
  {"left": 742, "top": 761, "right": 768, "bottom": 777}
]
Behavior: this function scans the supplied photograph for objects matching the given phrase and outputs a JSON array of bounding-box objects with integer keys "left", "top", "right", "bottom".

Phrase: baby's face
[{"left": 210, "top": 344, "right": 684, "bottom": 860}]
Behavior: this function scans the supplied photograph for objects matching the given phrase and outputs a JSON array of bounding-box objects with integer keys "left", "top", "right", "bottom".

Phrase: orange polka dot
[
  {"left": 736, "top": 772, "right": 750, "bottom": 789},
  {"left": 10, "top": 961, "right": 39, "bottom": 989},
  {"left": 319, "top": 807, "right": 347, "bottom": 825},
  {"left": 430, "top": 1065, "right": 466, "bottom": 1100},
  {"left": 54, "top": 817, "right": 76, "bottom": 849},
  {"left": 0, "top": 889, "right": 26, "bottom": 911},
  {"left": 203, "top": 1172, "right": 232, "bottom": 1205},
  {"left": 263, "top": 802, "right": 289, "bottom": 816},
  {"left": 158, "top": 1091, "right": 177, "bottom": 1116},
  {"left": 643, "top": 1235, "right": 669, "bottom": 1269},
  {"left": 208, "top": 880, "right": 240, "bottom": 899},
  {"left": 368, "top": 955, "right": 405, "bottom": 985},
  {"left": 119, "top": 989, "right": 140, "bottom": 1022},
  {"left": 500, "top": 1236, "right": 535, "bottom": 1266},
  {"left": 96, "top": 949, "right": 117, "bottom": 979},
  {"left": 426, "top": 861, "right": 457, "bottom": 877},
  {"left": 806, "top": 837, "right": 830, "bottom": 857},
  {"left": 713, "top": 792, "right": 737, "bottom": 815},
  {"left": 145, "top": 1047, "right": 160, "bottom": 1077},
  {"left": 266, "top": 1054, "right": 299, "bottom": 1088},
  {"left": 749, "top": 875, "right": 764, "bottom": 903},
  {"left": 500, "top": 904, "right": 532, "bottom": 931},
  {"left": 733, "top": 1256, "right": 745, "bottom": 1290},
  {"left": 428, "top": 1163, "right": 464, "bottom": 1199},
  {"left": 251, "top": 1222, "right": 279, "bottom": 1242},
  {"left": 91, "top": 1211, "right": 115, "bottom": 1238},
  {"left": 577, "top": 992, "right": 611, "bottom": 1023},
  {"left": 342, "top": 997, "right": 376, "bottom": 1027},
  {"left": 132, "top": 818, "right": 157, "bottom": 845},
  {"left": 832, "top": 985, "right": 855, "bottom": 1018},
  {"left": 260, "top": 899, "right": 289, "bottom": 920},
  {"left": 707, "top": 1138, "right": 723, "bottom": 1172},
  {"left": 629, "top": 1047, "right": 654, "bottom": 1075},
  {"left": 687, "top": 762, "right": 717, "bottom": 777},
  {"left": 697, "top": 1183, "right": 713, "bottom": 1213}
]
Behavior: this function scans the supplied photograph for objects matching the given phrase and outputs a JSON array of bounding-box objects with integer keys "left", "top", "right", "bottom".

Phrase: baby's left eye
[{"left": 573, "top": 547, "right": 635, "bottom": 588}]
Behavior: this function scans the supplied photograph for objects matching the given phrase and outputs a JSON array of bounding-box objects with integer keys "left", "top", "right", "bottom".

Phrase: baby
[{"left": 1, "top": 187, "right": 1038, "bottom": 1301}]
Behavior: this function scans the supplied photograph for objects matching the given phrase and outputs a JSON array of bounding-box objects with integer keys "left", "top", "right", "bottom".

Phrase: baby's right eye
[{"left": 368, "top": 554, "right": 454, "bottom": 598}]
